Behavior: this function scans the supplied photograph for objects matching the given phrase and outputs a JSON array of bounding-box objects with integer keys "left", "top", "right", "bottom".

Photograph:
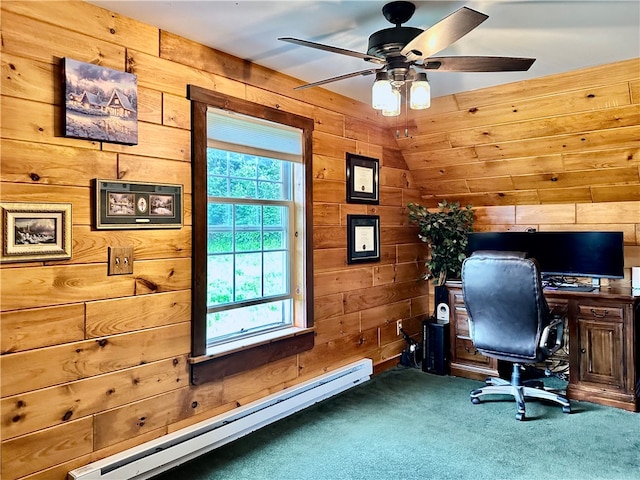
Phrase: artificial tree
[{"left": 407, "top": 200, "right": 475, "bottom": 286}]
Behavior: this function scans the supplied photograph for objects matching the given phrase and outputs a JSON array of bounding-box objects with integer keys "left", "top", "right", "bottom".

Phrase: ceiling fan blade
[
  {"left": 419, "top": 56, "right": 536, "bottom": 72},
  {"left": 401, "top": 7, "right": 488, "bottom": 61},
  {"left": 294, "top": 68, "right": 382, "bottom": 90},
  {"left": 278, "top": 37, "right": 385, "bottom": 64}
]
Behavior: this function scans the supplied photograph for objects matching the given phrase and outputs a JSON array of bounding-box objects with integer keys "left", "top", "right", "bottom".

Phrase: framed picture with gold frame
[{"left": 0, "top": 202, "right": 72, "bottom": 263}]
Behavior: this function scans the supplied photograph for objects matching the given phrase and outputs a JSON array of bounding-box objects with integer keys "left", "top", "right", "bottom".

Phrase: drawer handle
[
  {"left": 580, "top": 348, "right": 586, "bottom": 354},
  {"left": 464, "top": 345, "right": 478, "bottom": 355},
  {"left": 590, "top": 308, "right": 608, "bottom": 318}
]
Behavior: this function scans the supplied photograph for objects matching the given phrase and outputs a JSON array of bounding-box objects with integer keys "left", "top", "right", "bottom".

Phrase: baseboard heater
[{"left": 68, "top": 358, "right": 373, "bottom": 480}]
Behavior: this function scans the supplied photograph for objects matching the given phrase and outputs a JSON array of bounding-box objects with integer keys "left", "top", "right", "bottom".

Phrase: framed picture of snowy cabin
[{"left": 63, "top": 58, "right": 138, "bottom": 145}]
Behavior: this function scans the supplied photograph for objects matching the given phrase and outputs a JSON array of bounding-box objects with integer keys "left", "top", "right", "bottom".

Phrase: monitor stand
[{"left": 591, "top": 278, "right": 601, "bottom": 290}]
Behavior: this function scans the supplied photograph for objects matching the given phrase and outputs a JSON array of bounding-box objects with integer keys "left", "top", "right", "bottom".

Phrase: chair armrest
[{"left": 539, "top": 315, "right": 564, "bottom": 356}]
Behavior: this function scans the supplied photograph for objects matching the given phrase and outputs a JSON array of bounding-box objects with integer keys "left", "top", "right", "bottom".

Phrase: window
[
  {"left": 205, "top": 110, "right": 300, "bottom": 346},
  {"left": 188, "top": 86, "right": 314, "bottom": 382}
]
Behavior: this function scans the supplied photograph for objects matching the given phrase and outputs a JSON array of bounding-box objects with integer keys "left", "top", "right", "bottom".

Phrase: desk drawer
[
  {"left": 455, "top": 337, "right": 491, "bottom": 367},
  {"left": 578, "top": 305, "right": 624, "bottom": 320}
]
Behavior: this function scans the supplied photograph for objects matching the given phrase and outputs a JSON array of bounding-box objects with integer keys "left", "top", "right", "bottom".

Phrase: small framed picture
[
  {"left": 95, "top": 179, "right": 183, "bottom": 229},
  {"left": 346, "top": 153, "right": 379, "bottom": 204},
  {"left": 347, "top": 214, "right": 380, "bottom": 264},
  {"left": 0, "top": 202, "right": 72, "bottom": 263}
]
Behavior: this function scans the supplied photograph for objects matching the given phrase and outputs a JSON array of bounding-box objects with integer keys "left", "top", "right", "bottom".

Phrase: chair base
[{"left": 470, "top": 363, "right": 571, "bottom": 421}]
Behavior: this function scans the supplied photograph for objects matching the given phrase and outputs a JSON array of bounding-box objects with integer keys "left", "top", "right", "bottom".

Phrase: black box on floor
[{"left": 422, "top": 320, "right": 450, "bottom": 375}]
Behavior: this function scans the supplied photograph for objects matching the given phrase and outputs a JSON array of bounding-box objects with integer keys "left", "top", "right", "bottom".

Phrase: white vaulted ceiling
[{"left": 87, "top": 1, "right": 640, "bottom": 104}]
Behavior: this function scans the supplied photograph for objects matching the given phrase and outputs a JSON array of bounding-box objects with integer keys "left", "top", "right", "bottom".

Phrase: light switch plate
[{"left": 108, "top": 246, "right": 134, "bottom": 275}]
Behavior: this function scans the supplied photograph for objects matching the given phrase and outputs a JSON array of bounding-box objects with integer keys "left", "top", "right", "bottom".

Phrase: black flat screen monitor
[{"left": 466, "top": 231, "right": 624, "bottom": 279}]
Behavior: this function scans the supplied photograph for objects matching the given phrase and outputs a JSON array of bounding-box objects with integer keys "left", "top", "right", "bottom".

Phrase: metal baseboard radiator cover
[{"left": 68, "top": 359, "right": 373, "bottom": 480}]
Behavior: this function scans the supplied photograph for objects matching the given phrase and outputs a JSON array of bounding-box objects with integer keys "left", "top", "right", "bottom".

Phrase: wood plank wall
[
  {"left": 0, "top": 2, "right": 427, "bottom": 478},
  {"left": 397, "top": 58, "right": 640, "bottom": 284}
]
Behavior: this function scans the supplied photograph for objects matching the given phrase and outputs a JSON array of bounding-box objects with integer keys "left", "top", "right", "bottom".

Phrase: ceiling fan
[{"left": 278, "top": 1, "right": 535, "bottom": 98}]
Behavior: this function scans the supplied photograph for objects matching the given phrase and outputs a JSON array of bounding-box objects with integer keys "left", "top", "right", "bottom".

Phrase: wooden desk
[{"left": 445, "top": 281, "right": 640, "bottom": 412}]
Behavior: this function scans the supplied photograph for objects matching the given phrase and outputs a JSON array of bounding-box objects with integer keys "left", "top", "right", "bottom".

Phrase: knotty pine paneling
[
  {"left": 0, "top": 9, "right": 126, "bottom": 70},
  {"left": 1, "top": 356, "right": 188, "bottom": 441},
  {"left": 0, "top": 139, "right": 116, "bottom": 186},
  {"left": 1, "top": 304, "right": 85, "bottom": 354},
  {"left": 0, "top": 2, "right": 423, "bottom": 478},
  {"left": 1, "top": 322, "right": 190, "bottom": 397},
  {"left": 314, "top": 312, "right": 361, "bottom": 345},
  {"left": 406, "top": 59, "right": 640, "bottom": 208},
  {"left": 85, "top": 290, "right": 191, "bottom": 337},
  {"left": 360, "top": 300, "right": 411, "bottom": 332},
  {"left": 1, "top": 417, "right": 94, "bottom": 479}
]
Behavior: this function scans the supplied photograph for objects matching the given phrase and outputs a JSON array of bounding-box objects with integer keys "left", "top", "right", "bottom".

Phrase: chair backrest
[{"left": 461, "top": 250, "right": 550, "bottom": 363}]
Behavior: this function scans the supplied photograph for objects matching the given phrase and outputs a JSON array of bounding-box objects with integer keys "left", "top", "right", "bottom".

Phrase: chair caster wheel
[
  {"left": 516, "top": 412, "right": 525, "bottom": 421},
  {"left": 471, "top": 397, "right": 481, "bottom": 405},
  {"left": 563, "top": 405, "right": 571, "bottom": 414}
]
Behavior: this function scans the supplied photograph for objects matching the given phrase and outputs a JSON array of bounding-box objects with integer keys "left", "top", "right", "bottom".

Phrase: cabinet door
[{"left": 577, "top": 317, "right": 624, "bottom": 388}]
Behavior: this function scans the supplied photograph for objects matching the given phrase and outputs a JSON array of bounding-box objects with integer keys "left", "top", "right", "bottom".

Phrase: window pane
[
  {"left": 229, "top": 154, "right": 257, "bottom": 178},
  {"left": 208, "top": 203, "right": 231, "bottom": 226},
  {"left": 229, "top": 178, "right": 257, "bottom": 198},
  {"left": 207, "top": 254, "right": 233, "bottom": 306},
  {"left": 208, "top": 231, "right": 232, "bottom": 254},
  {"left": 263, "top": 205, "right": 285, "bottom": 226},
  {"left": 235, "top": 205, "right": 261, "bottom": 226},
  {"left": 207, "top": 150, "right": 228, "bottom": 176},
  {"left": 263, "top": 231, "right": 284, "bottom": 250},
  {"left": 258, "top": 158, "right": 281, "bottom": 181},
  {"left": 208, "top": 176, "right": 228, "bottom": 196},
  {"left": 235, "top": 252, "right": 262, "bottom": 301},
  {"left": 257, "top": 181, "right": 281, "bottom": 200},
  {"left": 264, "top": 251, "right": 288, "bottom": 296},
  {"left": 235, "top": 231, "right": 261, "bottom": 252},
  {"left": 206, "top": 299, "right": 292, "bottom": 340}
]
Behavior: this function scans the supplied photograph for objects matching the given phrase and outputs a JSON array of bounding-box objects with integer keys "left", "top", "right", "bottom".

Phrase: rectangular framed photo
[
  {"left": 95, "top": 179, "right": 183, "bottom": 229},
  {"left": 63, "top": 57, "right": 138, "bottom": 145},
  {"left": 0, "top": 202, "right": 72, "bottom": 263},
  {"left": 346, "top": 153, "right": 379, "bottom": 204},
  {"left": 347, "top": 214, "right": 380, "bottom": 264}
]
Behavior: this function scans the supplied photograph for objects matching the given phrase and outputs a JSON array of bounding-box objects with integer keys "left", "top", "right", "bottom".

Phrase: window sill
[
  {"left": 189, "top": 327, "right": 314, "bottom": 364},
  {"left": 189, "top": 327, "right": 315, "bottom": 385}
]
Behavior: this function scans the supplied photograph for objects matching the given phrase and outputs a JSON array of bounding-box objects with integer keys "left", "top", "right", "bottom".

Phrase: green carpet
[{"left": 153, "top": 366, "right": 640, "bottom": 480}]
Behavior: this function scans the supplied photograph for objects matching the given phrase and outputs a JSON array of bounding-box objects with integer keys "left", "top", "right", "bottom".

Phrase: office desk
[{"left": 445, "top": 281, "right": 640, "bottom": 412}]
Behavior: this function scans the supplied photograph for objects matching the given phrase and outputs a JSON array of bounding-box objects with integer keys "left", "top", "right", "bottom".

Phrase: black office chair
[{"left": 461, "top": 250, "right": 571, "bottom": 420}]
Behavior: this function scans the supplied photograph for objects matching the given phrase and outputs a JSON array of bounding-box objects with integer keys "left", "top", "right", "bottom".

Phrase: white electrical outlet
[{"left": 396, "top": 320, "right": 402, "bottom": 336}]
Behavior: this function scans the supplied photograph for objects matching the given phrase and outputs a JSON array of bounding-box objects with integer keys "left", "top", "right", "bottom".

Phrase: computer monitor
[{"left": 466, "top": 231, "right": 624, "bottom": 280}]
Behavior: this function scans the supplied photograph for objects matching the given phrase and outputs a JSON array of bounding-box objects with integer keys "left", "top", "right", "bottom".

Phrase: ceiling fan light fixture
[
  {"left": 372, "top": 71, "right": 393, "bottom": 110},
  {"left": 381, "top": 87, "right": 401, "bottom": 116},
  {"left": 409, "top": 72, "right": 430, "bottom": 110}
]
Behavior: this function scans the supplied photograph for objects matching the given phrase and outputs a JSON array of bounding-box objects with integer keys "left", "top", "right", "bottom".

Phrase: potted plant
[{"left": 407, "top": 200, "right": 475, "bottom": 286}]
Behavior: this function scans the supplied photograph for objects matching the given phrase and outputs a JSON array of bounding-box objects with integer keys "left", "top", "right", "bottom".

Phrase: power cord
[{"left": 399, "top": 327, "right": 421, "bottom": 368}]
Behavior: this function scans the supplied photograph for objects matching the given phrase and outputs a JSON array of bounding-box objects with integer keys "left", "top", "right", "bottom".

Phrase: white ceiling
[{"left": 88, "top": 0, "right": 640, "bottom": 104}]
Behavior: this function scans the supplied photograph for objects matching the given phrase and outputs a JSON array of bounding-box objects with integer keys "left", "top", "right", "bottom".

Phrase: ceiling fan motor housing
[{"left": 367, "top": 26, "right": 423, "bottom": 59}]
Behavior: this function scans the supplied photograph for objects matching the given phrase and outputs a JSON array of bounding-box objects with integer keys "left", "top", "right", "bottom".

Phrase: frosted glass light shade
[
  {"left": 381, "top": 88, "right": 401, "bottom": 117},
  {"left": 372, "top": 75, "right": 393, "bottom": 110},
  {"left": 410, "top": 74, "right": 431, "bottom": 110}
]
